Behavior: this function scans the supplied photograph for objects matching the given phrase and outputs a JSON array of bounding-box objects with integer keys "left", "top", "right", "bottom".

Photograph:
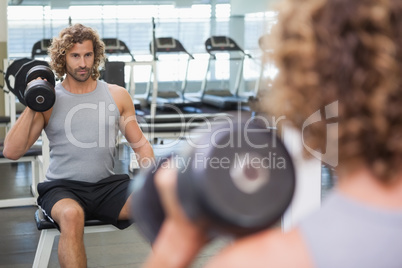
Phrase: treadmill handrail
[{"left": 140, "top": 112, "right": 230, "bottom": 123}]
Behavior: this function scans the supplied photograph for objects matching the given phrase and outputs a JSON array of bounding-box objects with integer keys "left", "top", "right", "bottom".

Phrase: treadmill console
[
  {"left": 40, "top": 39, "right": 52, "bottom": 51},
  {"left": 151, "top": 37, "right": 192, "bottom": 58},
  {"left": 205, "top": 36, "right": 245, "bottom": 54},
  {"left": 103, "top": 38, "right": 122, "bottom": 52},
  {"left": 156, "top": 38, "right": 177, "bottom": 49},
  {"left": 102, "top": 38, "right": 135, "bottom": 61},
  {"left": 210, "top": 36, "right": 235, "bottom": 48},
  {"left": 31, "top": 38, "right": 52, "bottom": 58}
]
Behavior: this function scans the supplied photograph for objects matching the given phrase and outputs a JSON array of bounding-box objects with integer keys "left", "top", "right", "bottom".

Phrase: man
[
  {"left": 144, "top": 0, "right": 402, "bottom": 267},
  {"left": 3, "top": 24, "right": 154, "bottom": 267}
]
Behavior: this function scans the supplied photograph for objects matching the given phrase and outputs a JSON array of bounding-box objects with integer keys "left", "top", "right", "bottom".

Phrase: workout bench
[
  {"left": 0, "top": 116, "right": 11, "bottom": 129},
  {"left": 33, "top": 208, "right": 130, "bottom": 268},
  {"left": 0, "top": 145, "right": 42, "bottom": 208},
  {"left": 32, "top": 133, "right": 132, "bottom": 267}
]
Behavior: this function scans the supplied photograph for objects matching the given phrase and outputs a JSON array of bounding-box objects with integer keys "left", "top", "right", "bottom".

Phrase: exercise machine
[
  {"left": 146, "top": 37, "right": 201, "bottom": 110},
  {"left": 200, "top": 36, "right": 251, "bottom": 110},
  {"left": 101, "top": 38, "right": 141, "bottom": 110},
  {"left": 102, "top": 38, "right": 135, "bottom": 62},
  {"left": 31, "top": 39, "right": 52, "bottom": 59}
]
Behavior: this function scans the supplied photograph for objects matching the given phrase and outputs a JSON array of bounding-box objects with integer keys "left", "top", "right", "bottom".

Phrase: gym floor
[{"left": 0, "top": 139, "right": 336, "bottom": 268}]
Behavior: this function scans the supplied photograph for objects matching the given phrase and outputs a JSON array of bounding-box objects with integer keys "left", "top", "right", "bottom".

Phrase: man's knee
[{"left": 52, "top": 199, "right": 85, "bottom": 230}]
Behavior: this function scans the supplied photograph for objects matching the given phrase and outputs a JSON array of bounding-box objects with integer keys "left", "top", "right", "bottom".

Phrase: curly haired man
[{"left": 4, "top": 24, "right": 154, "bottom": 267}]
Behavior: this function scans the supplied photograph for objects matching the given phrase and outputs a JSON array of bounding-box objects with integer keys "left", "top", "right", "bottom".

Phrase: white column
[
  {"left": 0, "top": 0, "right": 7, "bottom": 44},
  {"left": 0, "top": 0, "right": 8, "bottom": 139}
]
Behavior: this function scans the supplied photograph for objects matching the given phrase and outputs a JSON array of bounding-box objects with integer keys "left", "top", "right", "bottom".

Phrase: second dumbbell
[{"left": 130, "top": 119, "right": 296, "bottom": 244}]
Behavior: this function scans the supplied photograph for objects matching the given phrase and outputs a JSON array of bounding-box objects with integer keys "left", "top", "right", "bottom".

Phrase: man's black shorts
[{"left": 37, "top": 174, "right": 132, "bottom": 230}]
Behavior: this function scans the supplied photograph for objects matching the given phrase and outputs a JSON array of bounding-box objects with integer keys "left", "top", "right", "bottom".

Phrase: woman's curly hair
[
  {"left": 48, "top": 23, "right": 105, "bottom": 80},
  {"left": 263, "top": 0, "right": 402, "bottom": 183}
]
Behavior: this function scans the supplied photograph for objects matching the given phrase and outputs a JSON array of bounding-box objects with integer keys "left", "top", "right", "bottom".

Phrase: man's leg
[
  {"left": 51, "top": 198, "right": 86, "bottom": 268},
  {"left": 118, "top": 193, "right": 133, "bottom": 220}
]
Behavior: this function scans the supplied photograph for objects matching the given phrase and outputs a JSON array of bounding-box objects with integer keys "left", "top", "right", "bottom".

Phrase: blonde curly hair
[
  {"left": 48, "top": 23, "right": 105, "bottom": 80},
  {"left": 263, "top": 0, "right": 402, "bottom": 183}
]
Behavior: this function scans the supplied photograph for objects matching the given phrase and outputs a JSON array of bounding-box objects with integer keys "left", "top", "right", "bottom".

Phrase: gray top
[
  {"left": 299, "top": 190, "right": 402, "bottom": 268},
  {"left": 45, "top": 80, "right": 120, "bottom": 183}
]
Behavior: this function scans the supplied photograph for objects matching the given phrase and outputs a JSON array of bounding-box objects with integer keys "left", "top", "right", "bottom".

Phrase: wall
[
  {"left": 230, "top": 0, "right": 273, "bottom": 15},
  {"left": 0, "top": 0, "right": 8, "bottom": 140}
]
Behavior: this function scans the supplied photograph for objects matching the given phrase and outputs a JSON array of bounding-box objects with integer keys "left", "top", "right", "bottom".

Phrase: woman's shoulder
[{"left": 205, "top": 228, "right": 313, "bottom": 268}]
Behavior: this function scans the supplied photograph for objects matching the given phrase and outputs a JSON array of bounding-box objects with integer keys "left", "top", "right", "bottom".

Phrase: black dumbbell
[
  {"left": 10, "top": 60, "right": 56, "bottom": 112},
  {"left": 130, "top": 119, "right": 296, "bottom": 244},
  {"left": 24, "top": 65, "right": 56, "bottom": 112}
]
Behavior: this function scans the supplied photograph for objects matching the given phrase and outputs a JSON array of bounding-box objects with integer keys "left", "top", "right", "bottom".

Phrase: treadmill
[
  {"left": 101, "top": 38, "right": 141, "bottom": 110},
  {"left": 146, "top": 37, "right": 202, "bottom": 110},
  {"left": 200, "top": 36, "right": 251, "bottom": 110}
]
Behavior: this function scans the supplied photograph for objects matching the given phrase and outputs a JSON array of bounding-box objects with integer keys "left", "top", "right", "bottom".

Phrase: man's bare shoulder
[
  {"left": 205, "top": 228, "right": 312, "bottom": 268},
  {"left": 106, "top": 83, "right": 132, "bottom": 112},
  {"left": 107, "top": 83, "right": 127, "bottom": 95},
  {"left": 107, "top": 84, "right": 131, "bottom": 102}
]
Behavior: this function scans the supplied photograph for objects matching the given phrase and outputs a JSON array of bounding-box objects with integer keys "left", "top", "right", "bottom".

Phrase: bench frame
[
  {"left": 0, "top": 154, "right": 41, "bottom": 208},
  {"left": 33, "top": 209, "right": 124, "bottom": 268}
]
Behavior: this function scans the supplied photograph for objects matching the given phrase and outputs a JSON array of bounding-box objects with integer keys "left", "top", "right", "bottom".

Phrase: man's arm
[
  {"left": 3, "top": 108, "right": 45, "bottom": 160},
  {"left": 110, "top": 85, "right": 154, "bottom": 165}
]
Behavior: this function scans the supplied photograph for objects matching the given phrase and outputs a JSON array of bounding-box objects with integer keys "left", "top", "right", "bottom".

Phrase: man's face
[{"left": 65, "top": 39, "right": 95, "bottom": 82}]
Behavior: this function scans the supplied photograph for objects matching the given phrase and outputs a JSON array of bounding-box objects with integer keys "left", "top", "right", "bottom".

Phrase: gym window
[{"left": 7, "top": 4, "right": 277, "bottom": 92}]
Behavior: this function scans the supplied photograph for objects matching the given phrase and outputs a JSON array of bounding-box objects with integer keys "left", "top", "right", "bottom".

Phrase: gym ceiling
[{"left": 7, "top": 0, "right": 230, "bottom": 7}]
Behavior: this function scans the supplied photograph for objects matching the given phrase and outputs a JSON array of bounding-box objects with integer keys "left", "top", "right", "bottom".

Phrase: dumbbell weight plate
[
  {"left": 131, "top": 119, "right": 296, "bottom": 244},
  {"left": 177, "top": 120, "right": 295, "bottom": 237},
  {"left": 4, "top": 58, "right": 32, "bottom": 102},
  {"left": 24, "top": 80, "right": 56, "bottom": 112},
  {"left": 14, "top": 60, "right": 52, "bottom": 106},
  {"left": 24, "top": 65, "right": 56, "bottom": 112},
  {"left": 25, "top": 65, "right": 56, "bottom": 87}
]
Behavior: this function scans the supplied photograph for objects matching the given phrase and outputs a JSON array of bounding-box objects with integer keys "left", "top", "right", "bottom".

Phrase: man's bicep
[{"left": 119, "top": 104, "right": 146, "bottom": 149}]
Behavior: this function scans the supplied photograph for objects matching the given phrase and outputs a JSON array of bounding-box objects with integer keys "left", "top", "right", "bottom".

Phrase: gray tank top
[
  {"left": 299, "top": 190, "right": 402, "bottom": 268},
  {"left": 44, "top": 80, "right": 120, "bottom": 183}
]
